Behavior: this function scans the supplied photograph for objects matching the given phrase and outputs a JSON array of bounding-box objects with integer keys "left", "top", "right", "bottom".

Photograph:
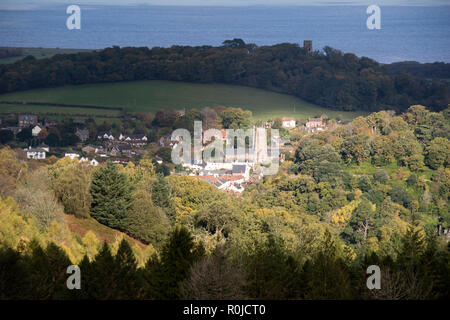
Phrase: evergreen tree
[
  {"left": 114, "top": 239, "right": 142, "bottom": 299},
  {"left": 151, "top": 174, "right": 171, "bottom": 209},
  {"left": 26, "top": 242, "right": 72, "bottom": 299},
  {"left": 0, "top": 247, "right": 29, "bottom": 299},
  {"left": 89, "top": 162, "right": 132, "bottom": 229},
  {"left": 244, "top": 235, "right": 300, "bottom": 299},
  {"left": 71, "top": 255, "right": 91, "bottom": 300},
  {"left": 303, "top": 230, "right": 353, "bottom": 299},
  {"left": 144, "top": 226, "right": 204, "bottom": 299},
  {"left": 397, "top": 225, "right": 433, "bottom": 299},
  {"left": 88, "top": 243, "right": 118, "bottom": 299}
]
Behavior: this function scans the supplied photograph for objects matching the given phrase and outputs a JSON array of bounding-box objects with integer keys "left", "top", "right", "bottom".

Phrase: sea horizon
[{"left": 1, "top": 4, "right": 449, "bottom": 63}]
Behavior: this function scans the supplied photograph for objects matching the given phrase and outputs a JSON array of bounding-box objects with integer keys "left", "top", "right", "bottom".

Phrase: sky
[{"left": 1, "top": 0, "right": 450, "bottom": 9}]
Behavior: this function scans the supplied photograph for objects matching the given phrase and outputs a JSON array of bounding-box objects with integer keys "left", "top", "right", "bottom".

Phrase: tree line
[
  {"left": 386, "top": 61, "right": 450, "bottom": 82},
  {"left": 0, "top": 225, "right": 448, "bottom": 300},
  {"left": 0, "top": 41, "right": 448, "bottom": 113}
]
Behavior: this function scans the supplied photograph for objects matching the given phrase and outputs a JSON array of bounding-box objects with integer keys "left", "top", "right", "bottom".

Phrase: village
[{"left": 0, "top": 112, "right": 330, "bottom": 193}]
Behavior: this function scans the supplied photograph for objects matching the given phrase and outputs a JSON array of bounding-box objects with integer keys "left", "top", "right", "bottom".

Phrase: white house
[
  {"left": 204, "top": 162, "right": 233, "bottom": 171},
  {"left": 305, "top": 118, "right": 325, "bottom": 133},
  {"left": 65, "top": 153, "right": 80, "bottom": 160},
  {"left": 31, "top": 125, "right": 42, "bottom": 137},
  {"left": 79, "top": 157, "right": 99, "bottom": 166},
  {"left": 25, "top": 147, "right": 46, "bottom": 160},
  {"left": 125, "top": 134, "right": 148, "bottom": 146},
  {"left": 97, "top": 132, "right": 114, "bottom": 140},
  {"left": 281, "top": 117, "right": 296, "bottom": 129}
]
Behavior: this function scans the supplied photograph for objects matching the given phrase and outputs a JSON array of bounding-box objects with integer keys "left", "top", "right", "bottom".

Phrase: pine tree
[
  {"left": 114, "top": 239, "right": 142, "bottom": 299},
  {"left": 397, "top": 225, "right": 432, "bottom": 299},
  {"left": 26, "top": 242, "right": 72, "bottom": 299},
  {"left": 248, "top": 235, "right": 301, "bottom": 299},
  {"left": 151, "top": 174, "right": 171, "bottom": 209},
  {"left": 0, "top": 247, "right": 29, "bottom": 299},
  {"left": 89, "top": 162, "right": 132, "bottom": 229},
  {"left": 144, "top": 226, "right": 204, "bottom": 299},
  {"left": 72, "top": 255, "right": 91, "bottom": 300},
  {"left": 88, "top": 243, "right": 118, "bottom": 299}
]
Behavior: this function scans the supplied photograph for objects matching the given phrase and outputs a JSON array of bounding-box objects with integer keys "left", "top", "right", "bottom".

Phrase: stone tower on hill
[{"left": 303, "top": 40, "right": 312, "bottom": 54}]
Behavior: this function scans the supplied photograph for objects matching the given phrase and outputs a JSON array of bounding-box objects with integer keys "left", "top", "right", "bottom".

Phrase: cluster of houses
[
  {"left": 179, "top": 161, "right": 253, "bottom": 194},
  {"left": 280, "top": 117, "right": 327, "bottom": 133},
  {"left": 31, "top": 119, "right": 90, "bottom": 141},
  {"left": 174, "top": 117, "right": 328, "bottom": 194},
  {"left": 92, "top": 132, "right": 149, "bottom": 157},
  {"left": 1, "top": 114, "right": 39, "bottom": 135},
  {"left": 4, "top": 114, "right": 150, "bottom": 164},
  {"left": 24, "top": 145, "right": 99, "bottom": 166},
  {"left": 0, "top": 114, "right": 88, "bottom": 138},
  {"left": 5, "top": 113, "right": 329, "bottom": 194}
]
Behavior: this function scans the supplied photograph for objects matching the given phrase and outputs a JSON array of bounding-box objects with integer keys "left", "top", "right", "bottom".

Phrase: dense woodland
[
  {"left": 0, "top": 41, "right": 448, "bottom": 113},
  {"left": 0, "top": 105, "right": 449, "bottom": 299},
  {"left": 386, "top": 61, "right": 450, "bottom": 82}
]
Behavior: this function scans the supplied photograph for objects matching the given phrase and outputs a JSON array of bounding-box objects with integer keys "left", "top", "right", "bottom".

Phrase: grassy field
[
  {"left": 0, "top": 47, "right": 92, "bottom": 64},
  {"left": 0, "top": 80, "right": 367, "bottom": 120},
  {"left": 0, "top": 103, "right": 122, "bottom": 116}
]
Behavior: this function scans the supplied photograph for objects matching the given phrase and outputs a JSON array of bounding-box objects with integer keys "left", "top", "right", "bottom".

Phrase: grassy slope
[
  {"left": 0, "top": 47, "right": 93, "bottom": 65},
  {"left": 0, "top": 80, "right": 367, "bottom": 121},
  {"left": 64, "top": 213, "right": 148, "bottom": 249}
]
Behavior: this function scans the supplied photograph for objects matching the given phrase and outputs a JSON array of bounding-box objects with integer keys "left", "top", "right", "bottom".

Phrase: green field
[
  {"left": 0, "top": 81, "right": 367, "bottom": 120},
  {"left": 0, "top": 47, "right": 93, "bottom": 65},
  {"left": 0, "top": 103, "right": 121, "bottom": 116}
]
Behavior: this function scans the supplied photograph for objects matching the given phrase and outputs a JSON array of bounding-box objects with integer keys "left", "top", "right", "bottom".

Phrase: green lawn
[
  {"left": 0, "top": 47, "right": 93, "bottom": 65},
  {"left": 0, "top": 80, "right": 367, "bottom": 121}
]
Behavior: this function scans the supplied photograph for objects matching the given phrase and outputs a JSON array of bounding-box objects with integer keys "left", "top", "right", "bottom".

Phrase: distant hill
[{"left": 0, "top": 41, "right": 448, "bottom": 113}]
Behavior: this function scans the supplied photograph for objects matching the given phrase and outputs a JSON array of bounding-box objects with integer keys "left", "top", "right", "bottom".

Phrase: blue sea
[{"left": 0, "top": 5, "right": 449, "bottom": 63}]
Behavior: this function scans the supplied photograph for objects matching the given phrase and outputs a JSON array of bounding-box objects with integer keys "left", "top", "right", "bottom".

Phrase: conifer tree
[
  {"left": 27, "top": 242, "right": 72, "bottom": 299},
  {"left": 151, "top": 173, "right": 171, "bottom": 209},
  {"left": 0, "top": 247, "right": 29, "bottom": 299},
  {"left": 114, "top": 239, "right": 142, "bottom": 299},
  {"left": 304, "top": 230, "right": 353, "bottom": 299},
  {"left": 144, "top": 226, "right": 204, "bottom": 299},
  {"left": 89, "top": 162, "right": 132, "bottom": 229},
  {"left": 244, "top": 235, "right": 300, "bottom": 299},
  {"left": 88, "top": 243, "right": 118, "bottom": 299},
  {"left": 72, "top": 255, "right": 91, "bottom": 300}
]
